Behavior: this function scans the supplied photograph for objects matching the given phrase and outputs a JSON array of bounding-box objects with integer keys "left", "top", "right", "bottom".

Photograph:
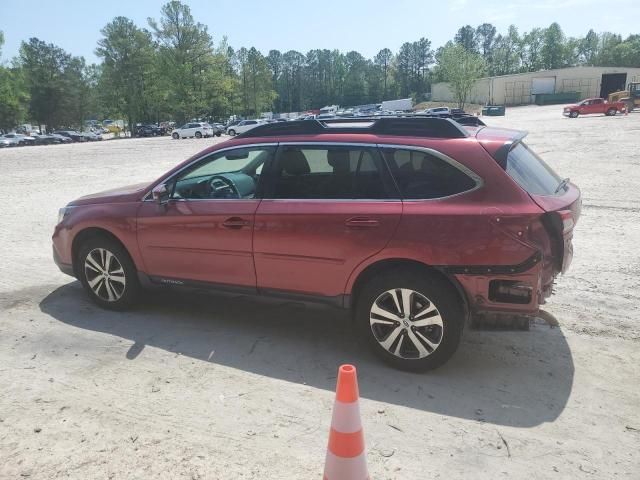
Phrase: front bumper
[{"left": 53, "top": 245, "right": 75, "bottom": 277}]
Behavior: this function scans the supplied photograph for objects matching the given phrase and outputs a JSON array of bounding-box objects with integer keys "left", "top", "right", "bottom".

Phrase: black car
[
  {"left": 54, "top": 130, "right": 86, "bottom": 142},
  {"left": 136, "top": 124, "right": 164, "bottom": 137}
]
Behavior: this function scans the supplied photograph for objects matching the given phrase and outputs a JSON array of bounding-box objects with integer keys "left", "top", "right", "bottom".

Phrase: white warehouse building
[{"left": 432, "top": 66, "right": 640, "bottom": 106}]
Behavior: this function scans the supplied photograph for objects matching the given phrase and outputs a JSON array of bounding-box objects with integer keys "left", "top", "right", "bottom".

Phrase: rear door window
[
  {"left": 267, "top": 145, "right": 395, "bottom": 199},
  {"left": 505, "top": 143, "right": 563, "bottom": 196},
  {"left": 382, "top": 148, "right": 478, "bottom": 199}
]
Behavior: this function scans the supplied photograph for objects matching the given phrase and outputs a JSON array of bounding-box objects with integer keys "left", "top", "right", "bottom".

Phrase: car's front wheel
[
  {"left": 172, "top": 132, "right": 179, "bottom": 139},
  {"left": 77, "top": 237, "right": 139, "bottom": 310},
  {"left": 228, "top": 129, "right": 236, "bottom": 136},
  {"left": 356, "top": 270, "right": 463, "bottom": 371},
  {"left": 569, "top": 111, "right": 579, "bottom": 118},
  {"left": 195, "top": 131, "right": 202, "bottom": 138},
  {"left": 606, "top": 108, "right": 617, "bottom": 116}
]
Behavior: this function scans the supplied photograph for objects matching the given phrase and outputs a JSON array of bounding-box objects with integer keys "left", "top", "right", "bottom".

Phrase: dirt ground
[{"left": 1, "top": 106, "right": 639, "bottom": 479}]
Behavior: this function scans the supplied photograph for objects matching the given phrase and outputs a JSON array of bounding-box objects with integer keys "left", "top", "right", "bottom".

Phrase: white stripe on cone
[
  {"left": 324, "top": 451, "right": 369, "bottom": 480},
  {"left": 331, "top": 400, "right": 362, "bottom": 434}
]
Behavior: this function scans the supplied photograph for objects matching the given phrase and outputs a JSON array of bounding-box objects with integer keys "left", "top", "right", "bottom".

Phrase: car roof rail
[{"left": 236, "top": 116, "right": 470, "bottom": 139}]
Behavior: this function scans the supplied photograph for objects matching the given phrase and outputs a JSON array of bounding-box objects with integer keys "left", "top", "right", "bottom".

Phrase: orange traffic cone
[{"left": 323, "top": 365, "right": 369, "bottom": 480}]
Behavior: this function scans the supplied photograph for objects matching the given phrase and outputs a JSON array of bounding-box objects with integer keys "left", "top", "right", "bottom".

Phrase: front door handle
[
  {"left": 222, "top": 217, "right": 250, "bottom": 229},
  {"left": 345, "top": 217, "right": 380, "bottom": 228}
]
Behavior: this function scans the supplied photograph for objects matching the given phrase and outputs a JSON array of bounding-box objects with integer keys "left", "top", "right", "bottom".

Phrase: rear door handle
[
  {"left": 345, "top": 217, "right": 380, "bottom": 228},
  {"left": 222, "top": 217, "right": 250, "bottom": 229}
]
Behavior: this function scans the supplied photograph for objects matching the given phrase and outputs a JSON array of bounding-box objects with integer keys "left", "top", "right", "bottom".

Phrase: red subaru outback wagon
[{"left": 52, "top": 117, "right": 580, "bottom": 370}]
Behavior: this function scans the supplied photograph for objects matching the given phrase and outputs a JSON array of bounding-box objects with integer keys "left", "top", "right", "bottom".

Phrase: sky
[{"left": 1, "top": 0, "right": 638, "bottom": 64}]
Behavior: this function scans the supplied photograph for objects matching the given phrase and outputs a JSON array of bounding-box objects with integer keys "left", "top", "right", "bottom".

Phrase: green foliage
[
  {"left": 19, "top": 38, "right": 97, "bottom": 128},
  {"left": 96, "top": 17, "right": 157, "bottom": 132},
  {"left": 435, "top": 43, "right": 486, "bottom": 109},
  {"left": 0, "top": 66, "right": 29, "bottom": 130}
]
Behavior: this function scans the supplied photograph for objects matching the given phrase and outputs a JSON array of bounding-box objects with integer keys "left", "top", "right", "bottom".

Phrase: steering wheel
[{"left": 209, "top": 175, "right": 240, "bottom": 199}]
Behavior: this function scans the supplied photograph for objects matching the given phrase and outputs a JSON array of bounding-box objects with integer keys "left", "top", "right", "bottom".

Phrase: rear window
[{"left": 505, "top": 143, "right": 562, "bottom": 196}]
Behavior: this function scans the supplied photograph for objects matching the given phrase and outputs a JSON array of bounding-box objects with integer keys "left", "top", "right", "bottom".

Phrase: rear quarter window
[
  {"left": 382, "top": 148, "right": 478, "bottom": 199},
  {"left": 505, "top": 143, "right": 562, "bottom": 196}
]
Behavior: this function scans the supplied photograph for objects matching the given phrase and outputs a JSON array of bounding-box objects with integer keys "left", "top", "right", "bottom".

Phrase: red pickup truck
[{"left": 563, "top": 97, "right": 625, "bottom": 118}]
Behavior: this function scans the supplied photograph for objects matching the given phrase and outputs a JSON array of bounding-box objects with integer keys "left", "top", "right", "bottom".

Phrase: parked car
[
  {"left": 82, "top": 131, "right": 103, "bottom": 141},
  {"left": 562, "top": 98, "right": 625, "bottom": 118},
  {"left": 208, "top": 123, "right": 224, "bottom": 136},
  {"left": 54, "top": 130, "right": 86, "bottom": 142},
  {"left": 423, "top": 107, "right": 451, "bottom": 116},
  {"left": 31, "top": 133, "right": 63, "bottom": 145},
  {"left": 52, "top": 116, "right": 581, "bottom": 371},
  {"left": 172, "top": 122, "right": 213, "bottom": 139},
  {"left": 3, "top": 133, "right": 35, "bottom": 146},
  {"left": 0, "top": 136, "right": 20, "bottom": 147},
  {"left": 49, "top": 133, "right": 73, "bottom": 144},
  {"left": 136, "top": 124, "right": 162, "bottom": 137},
  {"left": 226, "top": 119, "right": 264, "bottom": 136}
]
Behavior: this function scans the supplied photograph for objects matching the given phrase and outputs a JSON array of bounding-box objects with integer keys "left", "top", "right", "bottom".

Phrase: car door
[
  {"left": 137, "top": 145, "right": 276, "bottom": 288},
  {"left": 591, "top": 98, "right": 604, "bottom": 114},
  {"left": 253, "top": 143, "right": 402, "bottom": 299}
]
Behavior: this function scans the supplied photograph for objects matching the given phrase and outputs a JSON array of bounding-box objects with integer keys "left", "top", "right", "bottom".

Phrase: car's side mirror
[{"left": 152, "top": 184, "right": 170, "bottom": 205}]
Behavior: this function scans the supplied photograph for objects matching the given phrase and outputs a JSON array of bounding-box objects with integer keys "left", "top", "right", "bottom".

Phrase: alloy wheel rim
[
  {"left": 84, "top": 248, "right": 126, "bottom": 302},
  {"left": 369, "top": 288, "right": 444, "bottom": 359}
]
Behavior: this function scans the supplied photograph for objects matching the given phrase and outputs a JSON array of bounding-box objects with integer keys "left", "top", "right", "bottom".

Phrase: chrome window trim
[
  {"left": 142, "top": 142, "right": 278, "bottom": 202},
  {"left": 272, "top": 141, "right": 483, "bottom": 202}
]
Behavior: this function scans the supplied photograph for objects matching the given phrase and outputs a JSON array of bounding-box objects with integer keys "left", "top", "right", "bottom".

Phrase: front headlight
[{"left": 57, "top": 206, "right": 74, "bottom": 224}]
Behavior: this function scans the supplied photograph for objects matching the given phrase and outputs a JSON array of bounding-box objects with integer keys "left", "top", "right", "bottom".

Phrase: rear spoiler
[{"left": 476, "top": 128, "right": 528, "bottom": 169}]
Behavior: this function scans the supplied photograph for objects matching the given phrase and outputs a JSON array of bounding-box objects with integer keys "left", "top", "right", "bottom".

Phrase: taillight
[{"left": 557, "top": 210, "right": 575, "bottom": 234}]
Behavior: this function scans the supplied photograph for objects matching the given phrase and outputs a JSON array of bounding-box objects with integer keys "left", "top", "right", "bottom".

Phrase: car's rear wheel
[
  {"left": 195, "top": 131, "right": 202, "bottom": 138},
  {"left": 569, "top": 111, "right": 579, "bottom": 118},
  {"left": 172, "top": 132, "right": 179, "bottom": 139},
  {"left": 216, "top": 132, "right": 222, "bottom": 137},
  {"left": 356, "top": 270, "right": 463, "bottom": 371},
  {"left": 77, "top": 237, "right": 139, "bottom": 310},
  {"left": 228, "top": 129, "right": 236, "bottom": 136}
]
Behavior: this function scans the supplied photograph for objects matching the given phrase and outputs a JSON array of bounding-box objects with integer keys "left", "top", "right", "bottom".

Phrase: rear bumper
[{"left": 451, "top": 253, "right": 549, "bottom": 316}]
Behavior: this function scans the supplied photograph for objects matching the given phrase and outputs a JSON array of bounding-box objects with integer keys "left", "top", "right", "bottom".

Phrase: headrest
[{"left": 281, "top": 149, "right": 310, "bottom": 175}]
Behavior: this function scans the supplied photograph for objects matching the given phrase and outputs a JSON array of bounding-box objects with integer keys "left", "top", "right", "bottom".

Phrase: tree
[
  {"left": 19, "top": 38, "right": 89, "bottom": 128},
  {"left": 455, "top": 25, "right": 478, "bottom": 53},
  {"left": 541, "top": 23, "right": 566, "bottom": 69},
  {"left": 374, "top": 48, "right": 394, "bottom": 99},
  {"left": 520, "top": 28, "right": 544, "bottom": 72},
  {"left": 436, "top": 43, "right": 486, "bottom": 109},
  {"left": 96, "top": 17, "right": 155, "bottom": 134},
  {"left": 475, "top": 23, "right": 496, "bottom": 60},
  {"left": 0, "top": 65, "right": 29, "bottom": 131},
  {"left": 491, "top": 25, "right": 520, "bottom": 75},
  {"left": 148, "top": 1, "right": 216, "bottom": 123},
  {"left": 580, "top": 29, "right": 599, "bottom": 65}
]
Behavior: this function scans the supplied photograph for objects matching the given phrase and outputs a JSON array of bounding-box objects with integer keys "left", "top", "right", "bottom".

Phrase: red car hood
[
  {"left": 564, "top": 104, "right": 579, "bottom": 109},
  {"left": 69, "top": 182, "right": 150, "bottom": 206}
]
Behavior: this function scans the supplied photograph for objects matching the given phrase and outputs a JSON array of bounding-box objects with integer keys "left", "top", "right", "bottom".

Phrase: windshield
[{"left": 505, "top": 143, "right": 563, "bottom": 196}]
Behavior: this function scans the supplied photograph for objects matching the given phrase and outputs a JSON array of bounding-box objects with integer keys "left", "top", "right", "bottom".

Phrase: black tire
[
  {"left": 172, "top": 132, "right": 179, "bottom": 139},
  {"left": 355, "top": 269, "right": 464, "bottom": 372},
  {"left": 569, "top": 111, "right": 579, "bottom": 118},
  {"left": 77, "top": 236, "right": 140, "bottom": 310},
  {"left": 195, "top": 131, "right": 202, "bottom": 138},
  {"left": 216, "top": 132, "right": 221, "bottom": 137},
  {"left": 228, "top": 129, "right": 236, "bottom": 136},
  {"left": 606, "top": 108, "right": 617, "bottom": 116}
]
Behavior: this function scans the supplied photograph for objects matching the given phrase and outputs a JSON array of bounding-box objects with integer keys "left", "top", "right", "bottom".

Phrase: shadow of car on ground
[{"left": 39, "top": 282, "right": 574, "bottom": 428}]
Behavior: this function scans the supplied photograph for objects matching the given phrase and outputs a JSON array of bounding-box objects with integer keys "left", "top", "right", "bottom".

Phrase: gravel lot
[{"left": 1, "top": 106, "right": 639, "bottom": 479}]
